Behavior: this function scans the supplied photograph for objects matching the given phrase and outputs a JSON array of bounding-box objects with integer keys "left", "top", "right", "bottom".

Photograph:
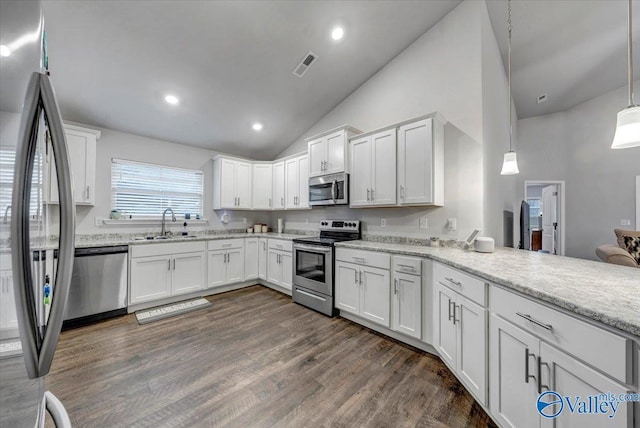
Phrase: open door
[{"left": 541, "top": 185, "right": 558, "bottom": 255}]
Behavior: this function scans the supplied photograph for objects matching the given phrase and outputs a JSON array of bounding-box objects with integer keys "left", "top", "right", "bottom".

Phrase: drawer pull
[
  {"left": 445, "top": 277, "right": 462, "bottom": 287},
  {"left": 524, "top": 348, "right": 536, "bottom": 384},
  {"left": 353, "top": 256, "right": 365, "bottom": 262},
  {"left": 222, "top": 244, "right": 232, "bottom": 248},
  {"left": 397, "top": 264, "right": 415, "bottom": 271},
  {"left": 516, "top": 312, "right": 553, "bottom": 331}
]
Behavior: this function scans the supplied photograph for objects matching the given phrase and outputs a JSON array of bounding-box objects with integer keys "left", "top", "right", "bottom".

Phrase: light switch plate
[
  {"left": 447, "top": 218, "right": 457, "bottom": 231},
  {"left": 381, "top": 218, "right": 387, "bottom": 227},
  {"left": 94, "top": 217, "right": 104, "bottom": 226},
  {"left": 621, "top": 219, "right": 631, "bottom": 226},
  {"left": 420, "top": 217, "right": 428, "bottom": 229}
]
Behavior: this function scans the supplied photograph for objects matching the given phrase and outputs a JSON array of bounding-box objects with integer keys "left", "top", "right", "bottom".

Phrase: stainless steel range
[{"left": 292, "top": 220, "right": 361, "bottom": 316}]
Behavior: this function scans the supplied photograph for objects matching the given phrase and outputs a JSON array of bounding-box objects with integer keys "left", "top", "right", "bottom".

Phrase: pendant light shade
[
  {"left": 501, "top": 151, "right": 520, "bottom": 175},
  {"left": 501, "top": 0, "right": 519, "bottom": 175},
  {"left": 612, "top": 0, "right": 640, "bottom": 149}
]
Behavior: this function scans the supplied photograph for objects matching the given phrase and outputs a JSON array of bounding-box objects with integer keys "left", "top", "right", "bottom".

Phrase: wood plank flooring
[{"left": 47, "top": 286, "right": 496, "bottom": 427}]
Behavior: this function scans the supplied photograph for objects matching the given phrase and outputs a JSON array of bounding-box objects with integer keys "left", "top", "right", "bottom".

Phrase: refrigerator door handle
[
  {"left": 38, "top": 391, "right": 72, "bottom": 428},
  {"left": 11, "top": 72, "right": 75, "bottom": 380}
]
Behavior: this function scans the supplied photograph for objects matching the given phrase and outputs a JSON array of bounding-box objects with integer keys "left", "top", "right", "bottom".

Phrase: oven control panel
[{"left": 319, "top": 220, "right": 360, "bottom": 231}]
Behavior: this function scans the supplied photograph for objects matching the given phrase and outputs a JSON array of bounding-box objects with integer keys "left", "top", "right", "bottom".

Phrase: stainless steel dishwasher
[{"left": 61, "top": 245, "right": 128, "bottom": 328}]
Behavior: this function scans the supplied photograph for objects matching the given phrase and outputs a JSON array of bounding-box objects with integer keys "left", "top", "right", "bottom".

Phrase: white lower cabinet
[
  {"left": 433, "top": 263, "right": 487, "bottom": 406},
  {"left": 335, "top": 258, "right": 390, "bottom": 328},
  {"left": 258, "top": 238, "right": 268, "bottom": 280},
  {"left": 244, "top": 237, "right": 259, "bottom": 280},
  {"left": 266, "top": 239, "right": 292, "bottom": 290},
  {"left": 129, "top": 242, "right": 206, "bottom": 305},
  {"left": 207, "top": 239, "right": 245, "bottom": 288},
  {"left": 0, "top": 254, "right": 18, "bottom": 334},
  {"left": 391, "top": 256, "right": 422, "bottom": 339}
]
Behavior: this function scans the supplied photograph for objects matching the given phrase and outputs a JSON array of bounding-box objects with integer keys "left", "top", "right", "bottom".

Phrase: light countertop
[{"left": 335, "top": 241, "right": 640, "bottom": 337}]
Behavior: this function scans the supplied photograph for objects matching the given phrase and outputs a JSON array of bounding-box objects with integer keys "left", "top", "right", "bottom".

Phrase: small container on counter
[
  {"left": 247, "top": 227, "right": 253, "bottom": 233},
  {"left": 261, "top": 225, "right": 268, "bottom": 233}
]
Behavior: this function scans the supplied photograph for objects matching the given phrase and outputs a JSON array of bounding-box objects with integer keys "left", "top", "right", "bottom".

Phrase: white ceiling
[{"left": 34, "top": 1, "right": 640, "bottom": 158}]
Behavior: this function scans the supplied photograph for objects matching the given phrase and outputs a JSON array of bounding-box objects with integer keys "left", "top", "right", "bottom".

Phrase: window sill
[{"left": 100, "top": 218, "right": 209, "bottom": 226}]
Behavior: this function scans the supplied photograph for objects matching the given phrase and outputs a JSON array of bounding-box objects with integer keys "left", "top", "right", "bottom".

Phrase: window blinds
[
  {"left": 0, "top": 148, "right": 43, "bottom": 219},
  {"left": 111, "top": 158, "right": 203, "bottom": 217}
]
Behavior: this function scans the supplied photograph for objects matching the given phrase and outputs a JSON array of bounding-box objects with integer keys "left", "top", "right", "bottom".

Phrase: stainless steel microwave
[{"left": 309, "top": 172, "right": 349, "bottom": 206}]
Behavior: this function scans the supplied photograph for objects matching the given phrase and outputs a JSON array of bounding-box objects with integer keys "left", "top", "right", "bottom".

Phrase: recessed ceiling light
[
  {"left": 164, "top": 94, "right": 179, "bottom": 105},
  {"left": 0, "top": 45, "right": 11, "bottom": 57},
  {"left": 331, "top": 27, "right": 344, "bottom": 41},
  {"left": 252, "top": 122, "right": 263, "bottom": 131}
]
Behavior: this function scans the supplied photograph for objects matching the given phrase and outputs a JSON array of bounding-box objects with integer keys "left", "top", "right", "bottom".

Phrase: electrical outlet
[
  {"left": 381, "top": 218, "right": 387, "bottom": 227},
  {"left": 447, "top": 218, "right": 457, "bottom": 231},
  {"left": 419, "top": 217, "right": 428, "bottom": 229},
  {"left": 621, "top": 219, "right": 632, "bottom": 226},
  {"left": 94, "top": 217, "right": 105, "bottom": 227}
]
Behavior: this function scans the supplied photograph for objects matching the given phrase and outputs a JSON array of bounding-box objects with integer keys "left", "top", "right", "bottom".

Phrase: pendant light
[
  {"left": 501, "top": 0, "right": 519, "bottom": 175},
  {"left": 611, "top": 0, "right": 640, "bottom": 149}
]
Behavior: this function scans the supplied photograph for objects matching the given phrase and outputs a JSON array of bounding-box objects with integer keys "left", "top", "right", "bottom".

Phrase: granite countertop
[{"left": 335, "top": 241, "right": 640, "bottom": 337}]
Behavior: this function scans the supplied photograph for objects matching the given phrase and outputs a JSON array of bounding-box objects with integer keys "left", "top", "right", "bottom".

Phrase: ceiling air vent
[{"left": 293, "top": 51, "right": 318, "bottom": 78}]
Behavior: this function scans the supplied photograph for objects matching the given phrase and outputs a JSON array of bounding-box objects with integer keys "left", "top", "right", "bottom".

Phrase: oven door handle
[{"left": 293, "top": 244, "right": 333, "bottom": 254}]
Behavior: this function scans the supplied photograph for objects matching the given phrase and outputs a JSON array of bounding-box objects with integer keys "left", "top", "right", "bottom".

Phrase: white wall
[
  {"left": 273, "top": 0, "right": 489, "bottom": 240},
  {"left": 517, "top": 82, "right": 640, "bottom": 260}
]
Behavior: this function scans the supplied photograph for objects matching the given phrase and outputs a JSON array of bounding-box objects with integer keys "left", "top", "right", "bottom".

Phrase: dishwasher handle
[{"left": 74, "top": 246, "right": 129, "bottom": 257}]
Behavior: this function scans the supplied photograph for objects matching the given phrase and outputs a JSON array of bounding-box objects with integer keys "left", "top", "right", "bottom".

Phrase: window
[
  {"left": 111, "top": 158, "right": 203, "bottom": 218},
  {"left": 527, "top": 198, "right": 541, "bottom": 230},
  {"left": 0, "top": 147, "right": 44, "bottom": 220}
]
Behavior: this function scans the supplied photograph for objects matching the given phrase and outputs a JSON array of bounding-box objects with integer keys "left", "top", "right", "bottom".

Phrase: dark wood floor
[{"left": 47, "top": 286, "right": 496, "bottom": 427}]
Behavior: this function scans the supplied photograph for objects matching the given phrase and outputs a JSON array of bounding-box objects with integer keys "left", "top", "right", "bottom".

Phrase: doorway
[{"left": 524, "top": 181, "right": 565, "bottom": 256}]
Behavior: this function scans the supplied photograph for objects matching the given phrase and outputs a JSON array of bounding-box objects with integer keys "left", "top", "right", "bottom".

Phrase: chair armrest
[{"left": 596, "top": 245, "right": 639, "bottom": 267}]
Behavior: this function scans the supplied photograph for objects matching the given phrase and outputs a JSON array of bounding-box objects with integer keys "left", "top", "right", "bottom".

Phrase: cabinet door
[
  {"left": 540, "top": 343, "right": 632, "bottom": 428},
  {"left": 457, "top": 294, "right": 487, "bottom": 406},
  {"left": 267, "top": 249, "right": 281, "bottom": 285},
  {"left": 335, "top": 261, "right": 359, "bottom": 315},
  {"left": 49, "top": 129, "right": 96, "bottom": 205},
  {"left": 326, "top": 130, "right": 346, "bottom": 174},
  {"left": 219, "top": 158, "right": 237, "bottom": 208},
  {"left": 398, "top": 119, "right": 432, "bottom": 205},
  {"left": 272, "top": 161, "right": 286, "bottom": 209},
  {"left": 489, "top": 314, "right": 540, "bottom": 428},
  {"left": 235, "top": 161, "right": 252, "bottom": 209},
  {"left": 130, "top": 255, "right": 171, "bottom": 304},
  {"left": 297, "top": 155, "right": 309, "bottom": 208},
  {"left": 207, "top": 250, "right": 226, "bottom": 288},
  {"left": 360, "top": 265, "right": 390, "bottom": 327},
  {"left": 350, "top": 136, "right": 371, "bottom": 207},
  {"left": 0, "top": 261, "right": 18, "bottom": 333},
  {"left": 279, "top": 251, "right": 293, "bottom": 291},
  {"left": 392, "top": 272, "right": 421, "bottom": 339},
  {"left": 258, "top": 239, "right": 268, "bottom": 279},
  {"left": 226, "top": 248, "right": 245, "bottom": 284},
  {"left": 245, "top": 239, "right": 259, "bottom": 280},
  {"left": 434, "top": 282, "right": 457, "bottom": 368},
  {"left": 285, "top": 158, "right": 298, "bottom": 209},
  {"left": 308, "top": 138, "right": 326, "bottom": 177},
  {"left": 172, "top": 252, "right": 205, "bottom": 295},
  {"left": 252, "top": 164, "right": 273, "bottom": 209},
  {"left": 371, "top": 129, "right": 396, "bottom": 206}
]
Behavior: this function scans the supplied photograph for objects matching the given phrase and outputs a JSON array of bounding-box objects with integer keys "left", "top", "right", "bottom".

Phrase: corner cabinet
[
  {"left": 272, "top": 161, "right": 286, "bottom": 210},
  {"left": 129, "top": 241, "right": 206, "bottom": 305},
  {"left": 48, "top": 124, "right": 99, "bottom": 205},
  {"left": 244, "top": 237, "right": 259, "bottom": 280},
  {"left": 397, "top": 116, "right": 444, "bottom": 206},
  {"left": 252, "top": 163, "right": 273, "bottom": 210},
  {"left": 285, "top": 154, "right": 309, "bottom": 209},
  {"left": 307, "top": 126, "right": 361, "bottom": 177},
  {"left": 349, "top": 128, "right": 397, "bottom": 207},
  {"left": 213, "top": 156, "right": 252, "bottom": 209}
]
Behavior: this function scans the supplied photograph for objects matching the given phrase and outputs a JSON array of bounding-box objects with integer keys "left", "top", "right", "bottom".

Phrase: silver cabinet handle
[
  {"left": 371, "top": 188, "right": 375, "bottom": 200},
  {"left": 516, "top": 312, "right": 553, "bottom": 331},
  {"left": 366, "top": 189, "right": 370, "bottom": 201},
  {"left": 168, "top": 259, "right": 171, "bottom": 270},
  {"left": 269, "top": 197, "right": 272, "bottom": 207},
  {"left": 448, "top": 299, "right": 454, "bottom": 322},
  {"left": 359, "top": 270, "right": 362, "bottom": 285},
  {"left": 354, "top": 270, "right": 358, "bottom": 284},
  {"left": 352, "top": 256, "right": 365, "bottom": 263},
  {"left": 227, "top": 253, "right": 231, "bottom": 263},
  {"left": 445, "top": 277, "right": 462, "bottom": 287},
  {"left": 222, "top": 243, "right": 232, "bottom": 248},
  {"left": 400, "top": 185, "right": 405, "bottom": 199},
  {"left": 12, "top": 73, "right": 76, "bottom": 379},
  {"left": 394, "top": 278, "right": 398, "bottom": 295},
  {"left": 525, "top": 348, "right": 536, "bottom": 384},
  {"left": 453, "top": 304, "right": 460, "bottom": 325},
  {"left": 397, "top": 264, "right": 415, "bottom": 271},
  {"left": 262, "top": 242, "right": 266, "bottom": 250},
  {"left": 238, "top": 197, "right": 240, "bottom": 206},
  {"left": 281, "top": 197, "right": 284, "bottom": 206},
  {"left": 86, "top": 185, "right": 90, "bottom": 200},
  {"left": 537, "top": 356, "right": 550, "bottom": 394},
  {"left": 172, "top": 259, "right": 176, "bottom": 270}
]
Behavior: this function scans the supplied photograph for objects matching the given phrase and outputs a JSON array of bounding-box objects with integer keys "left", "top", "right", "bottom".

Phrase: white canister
[
  {"left": 247, "top": 227, "right": 253, "bottom": 233},
  {"left": 261, "top": 225, "right": 268, "bottom": 233},
  {"left": 474, "top": 237, "right": 495, "bottom": 253}
]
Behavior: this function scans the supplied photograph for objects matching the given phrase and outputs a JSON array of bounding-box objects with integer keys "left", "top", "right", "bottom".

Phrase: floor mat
[{"left": 135, "top": 298, "right": 211, "bottom": 325}]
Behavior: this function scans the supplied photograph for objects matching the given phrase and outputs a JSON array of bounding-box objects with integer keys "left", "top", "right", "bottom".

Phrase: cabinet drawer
[
  {"left": 392, "top": 255, "right": 421, "bottom": 275},
  {"left": 268, "top": 239, "right": 292, "bottom": 252},
  {"left": 131, "top": 241, "right": 205, "bottom": 258},
  {"left": 208, "top": 239, "right": 245, "bottom": 251},
  {"left": 490, "top": 285, "right": 632, "bottom": 385},
  {"left": 336, "top": 248, "right": 390, "bottom": 270},
  {"left": 433, "top": 262, "right": 486, "bottom": 306}
]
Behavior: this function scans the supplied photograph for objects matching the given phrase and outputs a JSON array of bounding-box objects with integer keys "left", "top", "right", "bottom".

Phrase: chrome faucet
[
  {"left": 161, "top": 208, "right": 176, "bottom": 236},
  {"left": 3, "top": 205, "right": 11, "bottom": 224}
]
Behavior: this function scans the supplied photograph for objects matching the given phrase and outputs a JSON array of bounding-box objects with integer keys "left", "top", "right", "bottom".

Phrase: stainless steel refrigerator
[{"left": 0, "top": 0, "right": 75, "bottom": 426}]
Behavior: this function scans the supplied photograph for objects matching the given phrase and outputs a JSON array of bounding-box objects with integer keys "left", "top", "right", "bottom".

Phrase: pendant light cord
[
  {"left": 629, "top": 0, "right": 636, "bottom": 107},
  {"left": 508, "top": 0, "right": 513, "bottom": 152}
]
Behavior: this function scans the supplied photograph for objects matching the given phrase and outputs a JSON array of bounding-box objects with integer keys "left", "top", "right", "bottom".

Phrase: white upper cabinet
[
  {"left": 307, "top": 126, "right": 360, "bottom": 177},
  {"left": 285, "top": 154, "right": 309, "bottom": 209},
  {"left": 349, "top": 128, "right": 396, "bottom": 207},
  {"left": 213, "top": 156, "right": 252, "bottom": 209},
  {"left": 397, "top": 116, "right": 444, "bottom": 206},
  {"left": 252, "top": 163, "right": 273, "bottom": 210},
  {"left": 272, "top": 161, "right": 286, "bottom": 210},
  {"left": 48, "top": 124, "right": 99, "bottom": 205}
]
